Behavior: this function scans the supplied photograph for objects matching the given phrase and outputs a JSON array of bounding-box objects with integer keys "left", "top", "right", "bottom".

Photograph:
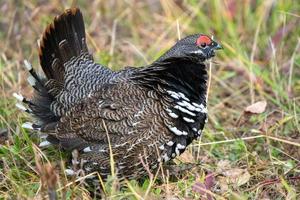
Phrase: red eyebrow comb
[{"left": 196, "top": 35, "right": 212, "bottom": 46}]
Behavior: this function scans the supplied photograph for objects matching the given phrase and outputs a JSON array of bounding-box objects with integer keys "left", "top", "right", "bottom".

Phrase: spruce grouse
[{"left": 14, "top": 8, "right": 222, "bottom": 180}]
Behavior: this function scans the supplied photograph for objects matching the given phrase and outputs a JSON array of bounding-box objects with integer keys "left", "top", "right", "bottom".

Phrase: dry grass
[{"left": 0, "top": 0, "right": 299, "bottom": 199}]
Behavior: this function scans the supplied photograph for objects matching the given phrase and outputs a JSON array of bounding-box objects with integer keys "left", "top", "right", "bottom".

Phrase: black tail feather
[
  {"left": 38, "top": 7, "right": 89, "bottom": 82},
  {"left": 17, "top": 8, "right": 91, "bottom": 148},
  {"left": 24, "top": 60, "right": 47, "bottom": 93},
  {"left": 24, "top": 8, "right": 90, "bottom": 125}
]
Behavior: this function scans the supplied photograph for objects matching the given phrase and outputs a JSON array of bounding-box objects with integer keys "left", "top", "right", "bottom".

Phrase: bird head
[{"left": 158, "top": 34, "right": 222, "bottom": 62}]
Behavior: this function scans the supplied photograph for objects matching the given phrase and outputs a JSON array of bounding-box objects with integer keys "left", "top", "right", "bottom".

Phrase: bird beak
[{"left": 214, "top": 43, "right": 223, "bottom": 50}]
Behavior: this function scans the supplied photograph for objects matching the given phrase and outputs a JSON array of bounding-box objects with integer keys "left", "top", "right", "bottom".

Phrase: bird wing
[{"left": 54, "top": 82, "right": 173, "bottom": 153}]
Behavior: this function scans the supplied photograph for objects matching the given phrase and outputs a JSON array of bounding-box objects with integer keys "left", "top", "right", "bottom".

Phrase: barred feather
[{"left": 18, "top": 7, "right": 221, "bottom": 180}]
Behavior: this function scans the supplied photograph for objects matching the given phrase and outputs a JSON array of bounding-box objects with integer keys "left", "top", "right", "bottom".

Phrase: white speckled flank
[
  {"left": 39, "top": 140, "right": 51, "bottom": 147},
  {"left": 83, "top": 146, "right": 92, "bottom": 152},
  {"left": 183, "top": 117, "right": 195, "bottom": 123},
  {"left": 196, "top": 103, "right": 207, "bottom": 114},
  {"left": 176, "top": 143, "right": 185, "bottom": 149},
  {"left": 162, "top": 153, "right": 170, "bottom": 162},
  {"left": 168, "top": 126, "right": 188, "bottom": 136},
  {"left": 166, "top": 90, "right": 180, "bottom": 100},
  {"left": 192, "top": 102, "right": 202, "bottom": 108},
  {"left": 177, "top": 101, "right": 198, "bottom": 111},
  {"left": 177, "top": 92, "right": 190, "bottom": 101},
  {"left": 65, "top": 169, "right": 75, "bottom": 176},
  {"left": 197, "top": 129, "right": 202, "bottom": 136},
  {"left": 174, "top": 105, "right": 196, "bottom": 116},
  {"left": 165, "top": 108, "right": 179, "bottom": 118},
  {"left": 167, "top": 90, "right": 191, "bottom": 102},
  {"left": 166, "top": 141, "right": 174, "bottom": 146}
]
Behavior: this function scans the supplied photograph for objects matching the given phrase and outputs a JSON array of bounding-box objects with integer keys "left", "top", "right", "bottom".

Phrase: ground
[{"left": 0, "top": 0, "right": 299, "bottom": 199}]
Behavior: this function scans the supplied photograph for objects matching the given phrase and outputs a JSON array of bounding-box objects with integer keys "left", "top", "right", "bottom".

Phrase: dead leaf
[
  {"left": 215, "top": 161, "right": 251, "bottom": 190},
  {"left": 216, "top": 160, "right": 231, "bottom": 173},
  {"left": 216, "top": 176, "right": 229, "bottom": 193},
  {"left": 244, "top": 100, "right": 267, "bottom": 114},
  {"left": 178, "top": 150, "right": 194, "bottom": 163},
  {"left": 222, "top": 168, "right": 251, "bottom": 187},
  {"left": 259, "top": 111, "right": 282, "bottom": 132}
]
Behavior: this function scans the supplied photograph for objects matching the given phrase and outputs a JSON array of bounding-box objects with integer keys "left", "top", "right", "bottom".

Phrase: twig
[{"left": 245, "top": 175, "right": 300, "bottom": 192}]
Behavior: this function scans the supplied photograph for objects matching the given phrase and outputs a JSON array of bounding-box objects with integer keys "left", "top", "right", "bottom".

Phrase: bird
[{"left": 14, "top": 7, "right": 222, "bottom": 180}]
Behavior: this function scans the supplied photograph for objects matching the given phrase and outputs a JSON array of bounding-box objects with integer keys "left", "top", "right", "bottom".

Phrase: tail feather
[
  {"left": 14, "top": 93, "right": 33, "bottom": 112},
  {"left": 25, "top": 7, "right": 89, "bottom": 125},
  {"left": 23, "top": 60, "right": 47, "bottom": 93},
  {"left": 13, "top": 92, "right": 25, "bottom": 102},
  {"left": 17, "top": 60, "right": 58, "bottom": 124},
  {"left": 17, "top": 8, "right": 91, "bottom": 150},
  {"left": 21, "top": 122, "right": 41, "bottom": 131},
  {"left": 24, "top": 60, "right": 40, "bottom": 81},
  {"left": 16, "top": 103, "right": 31, "bottom": 113},
  {"left": 39, "top": 7, "right": 90, "bottom": 82}
]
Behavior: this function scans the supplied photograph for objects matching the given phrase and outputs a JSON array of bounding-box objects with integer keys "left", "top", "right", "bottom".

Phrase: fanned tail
[
  {"left": 15, "top": 8, "right": 91, "bottom": 147},
  {"left": 39, "top": 7, "right": 90, "bottom": 82}
]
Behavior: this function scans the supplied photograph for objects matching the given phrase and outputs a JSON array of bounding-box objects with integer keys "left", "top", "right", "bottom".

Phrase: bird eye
[{"left": 200, "top": 43, "right": 207, "bottom": 48}]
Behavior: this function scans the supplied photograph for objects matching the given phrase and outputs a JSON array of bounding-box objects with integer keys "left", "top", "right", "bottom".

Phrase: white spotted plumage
[
  {"left": 197, "top": 129, "right": 202, "bottom": 136},
  {"left": 167, "top": 111, "right": 179, "bottom": 119},
  {"left": 183, "top": 117, "right": 195, "bottom": 123},
  {"left": 174, "top": 105, "right": 196, "bottom": 116},
  {"left": 176, "top": 143, "right": 185, "bottom": 149},
  {"left": 83, "top": 146, "right": 92, "bottom": 152},
  {"left": 168, "top": 126, "right": 188, "bottom": 136},
  {"left": 159, "top": 145, "right": 165, "bottom": 150},
  {"left": 177, "top": 92, "right": 190, "bottom": 101},
  {"left": 177, "top": 100, "right": 199, "bottom": 112},
  {"left": 166, "top": 90, "right": 180, "bottom": 100},
  {"left": 192, "top": 102, "right": 202, "bottom": 108},
  {"left": 39, "top": 140, "right": 51, "bottom": 147},
  {"left": 166, "top": 141, "right": 174, "bottom": 146},
  {"left": 65, "top": 169, "right": 75, "bottom": 176},
  {"left": 162, "top": 153, "right": 170, "bottom": 162}
]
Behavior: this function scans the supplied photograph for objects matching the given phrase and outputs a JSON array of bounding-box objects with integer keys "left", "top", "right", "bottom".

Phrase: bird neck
[{"left": 132, "top": 56, "right": 208, "bottom": 104}]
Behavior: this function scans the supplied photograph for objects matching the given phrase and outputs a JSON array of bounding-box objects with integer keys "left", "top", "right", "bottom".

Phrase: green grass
[{"left": 0, "top": 0, "right": 300, "bottom": 199}]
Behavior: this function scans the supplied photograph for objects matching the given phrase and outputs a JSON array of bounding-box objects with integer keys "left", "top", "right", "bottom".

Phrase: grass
[{"left": 0, "top": 0, "right": 299, "bottom": 199}]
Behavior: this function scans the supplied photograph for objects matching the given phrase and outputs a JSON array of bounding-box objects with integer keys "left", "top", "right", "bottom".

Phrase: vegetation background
[{"left": 0, "top": 0, "right": 299, "bottom": 199}]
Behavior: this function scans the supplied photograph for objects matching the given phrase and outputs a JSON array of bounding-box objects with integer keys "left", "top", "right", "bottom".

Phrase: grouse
[{"left": 14, "top": 8, "right": 222, "bottom": 180}]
